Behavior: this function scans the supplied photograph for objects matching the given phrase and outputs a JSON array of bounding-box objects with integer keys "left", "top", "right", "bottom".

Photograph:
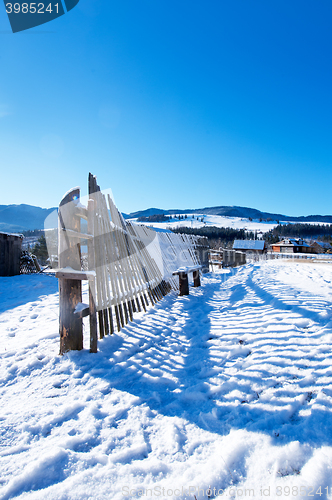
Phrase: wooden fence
[
  {"left": 56, "top": 174, "right": 209, "bottom": 354},
  {"left": 266, "top": 252, "right": 332, "bottom": 263}
]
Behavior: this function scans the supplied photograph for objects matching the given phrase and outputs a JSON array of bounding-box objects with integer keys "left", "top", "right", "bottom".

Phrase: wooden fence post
[
  {"left": 193, "top": 270, "right": 201, "bottom": 287},
  {"left": 88, "top": 199, "right": 97, "bottom": 353},
  {"left": 179, "top": 272, "right": 189, "bottom": 295},
  {"left": 58, "top": 188, "right": 83, "bottom": 354}
]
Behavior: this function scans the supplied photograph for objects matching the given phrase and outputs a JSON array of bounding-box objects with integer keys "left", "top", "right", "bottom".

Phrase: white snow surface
[
  {"left": 130, "top": 214, "right": 276, "bottom": 233},
  {"left": 130, "top": 214, "right": 332, "bottom": 234},
  {"left": 1, "top": 262, "right": 332, "bottom": 499}
]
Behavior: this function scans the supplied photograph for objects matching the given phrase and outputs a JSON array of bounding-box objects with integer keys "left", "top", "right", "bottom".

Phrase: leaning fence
[{"left": 53, "top": 173, "right": 209, "bottom": 354}]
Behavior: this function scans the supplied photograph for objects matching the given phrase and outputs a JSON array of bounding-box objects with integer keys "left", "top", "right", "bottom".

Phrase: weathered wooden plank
[
  {"left": 98, "top": 310, "right": 104, "bottom": 339},
  {"left": 58, "top": 188, "right": 83, "bottom": 355},
  {"left": 60, "top": 228, "right": 93, "bottom": 240},
  {"left": 108, "top": 307, "right": 114, "bottom": 334},
  {"left": 56, "top": 270, "right": 96, "bottom": 280},
  {"left": 88, "top": 199, "right": 97, "bottom": 353},
  {"left": 90, "top": 190, "right": 109, "bottom": 339},
  {"left": 107, "top": 195, "right": 144, "bottom": 310},
  {"left": 59, "top": 278, "right": 83, "bottom": 353},
  {"left": 103, "top": 308, "right": 109, "bottom": 335},
  {"left": 89, "top": 281, "right": 97, "bottom": 352}
]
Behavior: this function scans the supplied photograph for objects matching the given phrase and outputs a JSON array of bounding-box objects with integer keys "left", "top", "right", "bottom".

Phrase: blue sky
[{"left": 0, "top": 0, "right": 331, "bottom": 216}]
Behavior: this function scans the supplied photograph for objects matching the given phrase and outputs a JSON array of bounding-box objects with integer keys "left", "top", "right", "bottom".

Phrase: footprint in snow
[
  {"left": 30, "top": 314, "right": 38, "bottom": 319},
  {"left": 7, "top": 327, "right": 16, "bottom": 337}
]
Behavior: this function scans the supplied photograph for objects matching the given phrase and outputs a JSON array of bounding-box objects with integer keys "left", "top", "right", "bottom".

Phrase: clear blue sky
[{"left": 0, "top": 0, "right": 331, "bottom": 216}]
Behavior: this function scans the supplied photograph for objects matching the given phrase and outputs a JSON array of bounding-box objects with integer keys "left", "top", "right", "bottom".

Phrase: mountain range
[
  {"left": 1, "top": 203, "right": 332, "bottom": 233},
  {"left": 124, "top": 206, "right": 332, "bottom": 223},
  {"left": 0, "top": 205, "right": 56, "bottom": 233}
]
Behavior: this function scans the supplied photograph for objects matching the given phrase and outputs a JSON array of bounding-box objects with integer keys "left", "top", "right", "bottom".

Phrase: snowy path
[{"left": 1, "top": 262, "right": 332, "bottom": 499}]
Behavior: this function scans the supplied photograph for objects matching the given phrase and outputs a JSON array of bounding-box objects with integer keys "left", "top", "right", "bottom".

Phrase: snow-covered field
[
  {"left": 129, "top": 214, "right": 279, "bottom": 233},
  {"left": 2, "top": 262, "right": 332, "bottom": 499},
  {"left": 130, "top": 214, "right": 332, "bottom": 234}
]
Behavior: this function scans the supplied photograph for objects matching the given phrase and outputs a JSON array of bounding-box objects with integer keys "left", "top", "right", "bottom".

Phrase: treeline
[
  {"left": 138, "top": 214, "right": 169, "bottom": 223},
  {"left": 173, "top": 223, "right": 332, "bottom": 247},
  {"left": 22, "top": 231, "right": 51, "bottom": 265},
  {"left": 172, "top": 226, "right": 256, "bottom": 248},
  {"left": 265, "top": 223, "right": 332, "bottom": 243},
  {"left": 137, "top": 214, "right": 204, "bottom": 223}
]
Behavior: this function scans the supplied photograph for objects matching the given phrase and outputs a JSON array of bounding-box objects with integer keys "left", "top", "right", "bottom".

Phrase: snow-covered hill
[
  {"left": 0, "top": 205, "right": 56, "bottom": 233},
  {"left": 131, "top": 213, "right": 278, "bottom": 233},
  {"left": 1, "top": 261, "right": 332, "bottom": 499},
  {"left": 130, "top": 213, "right": 330, "bottom": 234},
  {"left": 126, "top": 206, "right": 332, "bottom": 224}
]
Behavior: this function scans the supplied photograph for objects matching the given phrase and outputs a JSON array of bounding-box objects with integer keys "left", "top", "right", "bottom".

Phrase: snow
[
  {"left": 74, "top": 302, "right": 89, "bottom": 314},
  {"left": 1, "top": 262, "right": 332, "bottom": 499},
  {"left": 173, "top": 265, "right": 203, "bottom": 274},
  {"left": 130, "top": 214, "right": 276, "bottom": 233},
  {"left": 130, "top": 214, "right": 332, "bottom": 235},
  {"left": 55, "top": 267, "right": 96, "bottom": 277}
]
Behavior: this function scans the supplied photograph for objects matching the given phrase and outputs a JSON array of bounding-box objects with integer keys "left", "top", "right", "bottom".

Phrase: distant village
[
  {"left": 1, "top": 213, "right": 332, "bottom": 277},
  {"left": 137, "top": 213, "right": 332, "bottom": 256},
  {"left": 233, "top": 237, "right": 331, "bottom": 255}
]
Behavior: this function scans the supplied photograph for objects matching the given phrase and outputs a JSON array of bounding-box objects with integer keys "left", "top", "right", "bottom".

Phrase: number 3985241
[{"left": 5, "top": 3, "right": 59, "bottom": 14}]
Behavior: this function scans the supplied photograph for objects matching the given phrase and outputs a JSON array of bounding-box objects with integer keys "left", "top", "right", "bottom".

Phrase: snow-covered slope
[
  {"left": 126, "top": 206, "right": 332, "bottom": 224},
  {"left": 131, "top": 213, "right": 332, "bottom": 235},
  {"left": 0, "top": 205, "right": 56, "bottom": 233},
  {"left": 131, "top": 213, "right": 280, "bottom": 232},
  {"left": 1, "top": 262, "right": 332, "bottom": 499}
]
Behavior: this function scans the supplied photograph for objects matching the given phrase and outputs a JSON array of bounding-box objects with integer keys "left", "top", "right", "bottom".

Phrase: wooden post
[
  {"left": 179, "top": 272, "right": 189, "bottom": 296},
  {"left": 89, "top": 278, "right": 97, "bottom": 353},
  {"left": 88, "top": 199, "right": 97, "bottom": 353},
  {"left": 58, "top": 188, "right": 83, "bottom": 354},
  {"left": 193, "top": 269, "right": 201, "bottom": 287}
]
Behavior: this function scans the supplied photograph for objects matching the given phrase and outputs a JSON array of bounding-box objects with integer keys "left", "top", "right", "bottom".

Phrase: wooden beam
[
  {"left": 60, "top": 228, "right": 93, "bottom": 240},
  {"left": 56, "top": 270, "right": 96, "bottom": 280}
]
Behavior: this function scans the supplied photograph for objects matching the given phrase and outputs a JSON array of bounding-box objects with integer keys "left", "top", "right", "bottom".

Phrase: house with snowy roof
[
  {"left": 308, "top": 241, "right": 332, "bottom": 254},
  {"left": 272, "top": 238, "right": 312, "bottom": 254},
  {"left": 232, "top": 239, "right": 267, "bottom": 254}
]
